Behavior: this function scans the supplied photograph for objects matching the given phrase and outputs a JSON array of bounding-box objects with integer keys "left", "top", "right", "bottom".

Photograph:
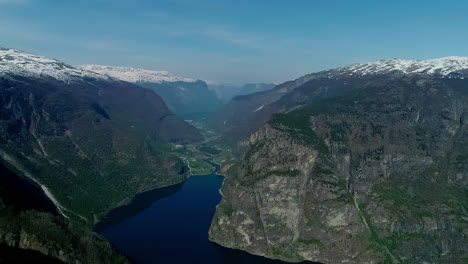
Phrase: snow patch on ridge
[
  {"left": 334, "top": 56, "right": 468, "bottom": 77},
  {"left": 254, "top": 104, "right": 264, "bottom": 112},
  {"left": 0, "top": 48, "right": 108, "bottom": 82},
  {"left": 78, "top": 65, "right": 197, "bottom": 84}
]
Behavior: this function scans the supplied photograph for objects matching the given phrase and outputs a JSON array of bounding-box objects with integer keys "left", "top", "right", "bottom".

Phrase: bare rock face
[
  {"left": 209, "top": 77, "right": 468, "bottom": 264},
  {"left": 210, "top": 125, "right": 379, "bottom": 263}
]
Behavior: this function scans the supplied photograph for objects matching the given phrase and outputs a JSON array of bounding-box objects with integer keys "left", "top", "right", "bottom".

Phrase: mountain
[
  {"left": 209, "top": 58, "right": 468, "bottom": 263},
  {"left": 0, "top": 47, "right": 206, "bottom": 262},
  {"left": 0, "top": 48, "right": 203, "bottom": 223},
  {"left": 208, "top": 57, "right": 468, "bottom": 142},
  {"left": 332, "top": 56, "right": 468, "bottom": 77},
  {"left": 210, "top": 83, "right": 276, "bottom": 101},
  {"left": 79, "top": 65, "right": 223, "bottom": 116},
  {"left": 207, "top": 79, "right": 315, "bottom": 141}
]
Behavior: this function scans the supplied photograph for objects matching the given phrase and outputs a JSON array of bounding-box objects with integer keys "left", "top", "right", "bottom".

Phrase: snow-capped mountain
[
  {"left": 0, "top": 46, "right": 203, "bottom": 231},
  {"left": 78, "top": 65, "right": 196, "bottom": 84},
  {"left": 0, "top": 49, "right": 221, "bottom": 115},
  {"left": 79, "top": 64, "right": 222, "bottom": 116},
  {"left": 330, "top": 56, "right": 468, "bottom": 78},
  {"left": 286, "top": 57, "right": 468, "bottom": 89},
  {"left": 209, "top": 56, "right": 468, "bottom": 139},
  {"left": 0, "top": 48, "right": 107, "bottom": 82}
]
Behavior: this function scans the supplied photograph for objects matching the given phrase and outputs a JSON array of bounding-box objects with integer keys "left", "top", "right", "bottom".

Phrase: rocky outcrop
[
  {"left": 210, "top": 77, "right": 468, "bottom": 263},
  {"left": 210, "top": 124, "right": 379, "bottom": 263}
]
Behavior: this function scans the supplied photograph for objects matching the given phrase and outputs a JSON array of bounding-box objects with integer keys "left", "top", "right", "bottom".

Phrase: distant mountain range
[
  {"left": 79, "top": 65, "right": 223, "bottom": 116},
  {"left": 79, "top": 65, "right": 278, "bottom": 117},
  {"left": 208, "top": 56, "right": 468, "bottom": 141}
]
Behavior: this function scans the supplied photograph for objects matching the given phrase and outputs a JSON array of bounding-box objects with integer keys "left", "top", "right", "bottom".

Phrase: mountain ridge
[
  {"left": 0, "top": 48, "right": 108, "bottom": 82},
  {"left": 78, "top": 64, "right": 198, "bottom": 84},
  {"left": 80, "top": 64, "right": 223, "bottom": 116},
  {"left": 322, "top": 56, "right": 468, "bottom": 79},
  {"left": 208, "top": 56, "right": 468, "bottom": 143}
]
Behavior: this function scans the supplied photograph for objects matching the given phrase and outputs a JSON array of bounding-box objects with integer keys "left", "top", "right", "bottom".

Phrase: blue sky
[{"left": 1, "top": 0, "right": 468, "bottom": 84}]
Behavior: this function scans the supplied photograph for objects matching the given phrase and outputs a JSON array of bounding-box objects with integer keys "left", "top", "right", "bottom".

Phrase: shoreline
[
  {"left": 93, "top": 174, "right": 188, "bottom": 225},
  {"left": 95, "top": 158, "right": 222, "bottom": 229}
]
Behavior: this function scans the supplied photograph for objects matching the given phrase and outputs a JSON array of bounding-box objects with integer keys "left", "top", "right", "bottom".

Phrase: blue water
[{"left": 96, "top": 166, "right": 315, "bottom": 264}]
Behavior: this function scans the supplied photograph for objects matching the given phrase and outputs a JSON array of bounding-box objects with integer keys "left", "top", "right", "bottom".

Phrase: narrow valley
[{"left": 1, "top": 2, "right": 467, "bottom": 264}]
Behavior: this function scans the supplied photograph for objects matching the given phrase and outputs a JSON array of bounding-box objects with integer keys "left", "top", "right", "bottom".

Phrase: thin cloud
[{"left": 143, "top": 10, "right": 288, "bottom": 52}]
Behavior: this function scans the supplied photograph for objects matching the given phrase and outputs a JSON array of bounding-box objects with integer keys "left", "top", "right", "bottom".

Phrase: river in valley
[{"left": 95, "top": 164, "right": 315, "bottom": 264}]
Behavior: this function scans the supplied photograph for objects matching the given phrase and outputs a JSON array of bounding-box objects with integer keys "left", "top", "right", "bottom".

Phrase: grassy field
[{"left": 167, "top": 120, "right": 236, "bottom": 176}]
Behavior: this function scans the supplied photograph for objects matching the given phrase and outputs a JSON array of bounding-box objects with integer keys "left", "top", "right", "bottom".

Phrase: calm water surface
[{"left": 95, "top": 165, "right": 315, "bottom": 264}]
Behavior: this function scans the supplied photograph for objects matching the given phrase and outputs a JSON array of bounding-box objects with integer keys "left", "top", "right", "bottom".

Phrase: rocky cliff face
[{"left": 209, "top": 76, "right": 468, "bottom": 263}]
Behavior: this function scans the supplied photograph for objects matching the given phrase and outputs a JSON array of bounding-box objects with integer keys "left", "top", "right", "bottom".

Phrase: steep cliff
[{"left": 209, "top": 76, "right": 468, "bottom": 263}]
